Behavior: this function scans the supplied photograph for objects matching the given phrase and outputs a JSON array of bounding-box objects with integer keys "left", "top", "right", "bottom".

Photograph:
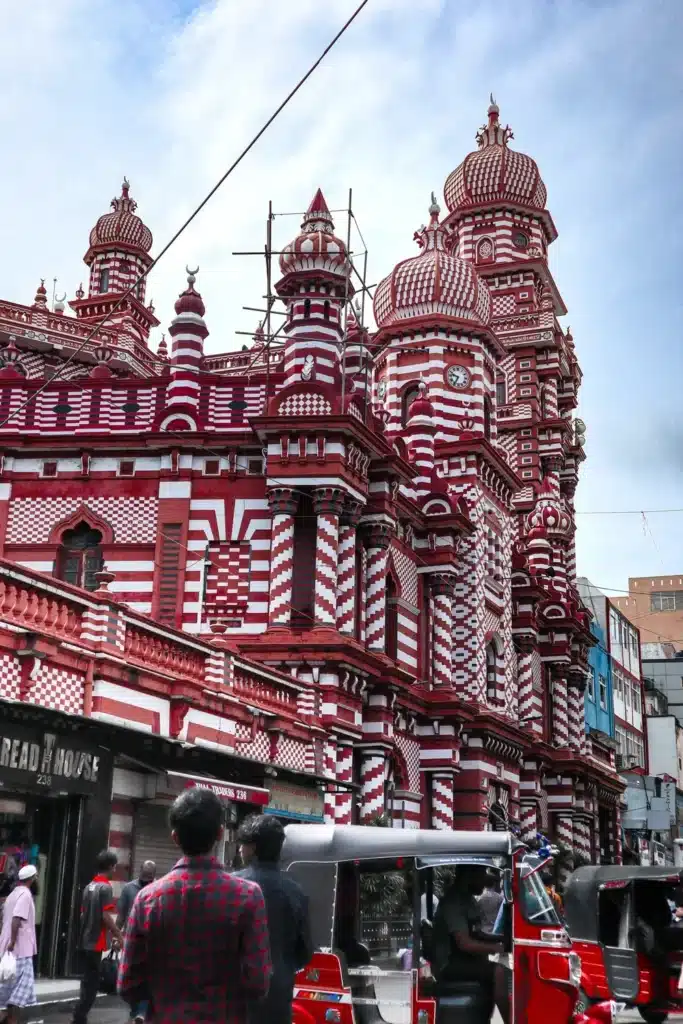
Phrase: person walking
[
  {"left": 118, "top": 787, "right": 272, "bottom": 1023},
  {"left": 117, "top": 861, "right": 156, "bottom": 1024},
  {"left": 236, "top": 814, "right": 314, "bottom": 1024},
  {"left": 72, "top": 850, "right": 123, "bottom": 1024},
  {"left": 0, "top": 864, "right": 39, "bottom": 1024}
]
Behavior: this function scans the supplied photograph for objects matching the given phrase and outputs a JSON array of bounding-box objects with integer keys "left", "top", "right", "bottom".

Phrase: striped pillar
[
  {"left": 520, "top": 800, "right": 538, "bottom": 843},
  {"left": 163, "top": 269, "right": 208, "bottom": 429},
  {"left": 430, "top": 574, "right": 455, "bottom": 688},
  {"left": 312, "top": 488, "right": 345, "bottom": 627},
  {"left": 336, "top": 501, "right": 363, "bottom": 635},
  {"left": 323, "top": 737, "right": 338, "bottom": 823},
  {"left": 552, "top": 676, "right": 569, "bottom": 748},
  {"left": 431, "top": 772, "right": 455, "bottom": 830},
  {"left": 516, "top": 639, "right": 541, "bottom": 735},
  {"left": 335, "top": 743, "right": 354, "bottom": 824},
  {"left": 613, "top": 805, "right": 623, "bottom": 865},
  {"left": 267, "top": 488, "right": 299, "bottom": 627},
  {"left": 363, "top": 524, "right": 393, "bottom": 652},
  {"left": 568, "top": 679, "right": 586, "bottom": 751},
  {"left": 555, "top": 813, "right": 574, "bottom": 849},
  {"left": 360, "top": 750, "right": 387, "bottom": 822}
]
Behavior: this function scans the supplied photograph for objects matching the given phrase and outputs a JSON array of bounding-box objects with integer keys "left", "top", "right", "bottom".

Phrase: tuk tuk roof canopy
[
  {"left": 564, "top": 864, "right": 683, "bottom": 941},
  {"left": 281, "top": 823, "right": 519, "bottom": 866}
]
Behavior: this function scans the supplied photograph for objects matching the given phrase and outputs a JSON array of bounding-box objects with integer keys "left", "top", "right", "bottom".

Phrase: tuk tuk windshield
[{"left": 520, "top": 858, "right": 562, "bottom": 926}]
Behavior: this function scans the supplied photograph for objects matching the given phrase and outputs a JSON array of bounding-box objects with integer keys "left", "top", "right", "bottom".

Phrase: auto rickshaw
[
  {"left": 565, "top": 865, "right": 683, "bottom": 1022},
  {"left": 281, "top": 824, "right": 617, "bottom": 1024}
]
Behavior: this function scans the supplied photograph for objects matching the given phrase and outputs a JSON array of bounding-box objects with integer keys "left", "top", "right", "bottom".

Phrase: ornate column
[
  {"left": 336, "top": 500, "right": 363, "bottom": 635},
  {"left": 430, "top": 573, "right": 455, "bottom": 688},
  {"left": 363, "top": 523, "right": 393, "bottom": 652},
  {"left": 335, "top": 742, "right": 354, "bottom": 824},
  {"left": 516, "top": 637, "right": 541, "bottom": 735},
  {"left": 267, "top": 487, "right": 299, "bottom": 628},
  {"left": 431, "top": 772, "right": 455, "bottom": 830},
  {"left": 323, "top": 735, "right": 338, "bottom": 823},
  {"left": 520, "top": 800, "right": 538, "bottom": 844},
  {"left": 360, "top": 748, "right": 387, "bottom": 822},
  {"left": 311, "top": 487, "right": 345, "bottom": 627},
  {"left": 552, "top": 674, "right": 569, "bottom": 748},
  {"left": 555, "top": 813, "right": 574, "bottom": 850},
  {"left": 568, "top": 675, "right": 586, "bottom": 752}
]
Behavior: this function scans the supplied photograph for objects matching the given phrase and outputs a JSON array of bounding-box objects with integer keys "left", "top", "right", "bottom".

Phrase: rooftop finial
[
  {"left": 33, "top": 279, "right": 48, "bottom": 308},
  {"left": 122, "top": 176, "right": 130, "bottom": 197},
  {"left": 429, "top": 191, "right": 440, "bottom": 221},
  {"left": 186, "top": 265, "right": 199, "bottom": 287}
]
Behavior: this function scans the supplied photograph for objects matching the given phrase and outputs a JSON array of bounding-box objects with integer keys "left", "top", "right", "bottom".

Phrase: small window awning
[{"left": 166, "top": 770, "right": 270, "bottom": 807}]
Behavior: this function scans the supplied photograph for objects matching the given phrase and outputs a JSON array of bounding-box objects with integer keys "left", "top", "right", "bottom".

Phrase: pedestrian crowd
[{"left": 59, "top": 788, "right": 311, "bottom": 1024}]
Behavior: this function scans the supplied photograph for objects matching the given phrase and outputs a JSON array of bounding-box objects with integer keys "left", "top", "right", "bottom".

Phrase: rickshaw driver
[{"left": 432, "top": 865, "right": 509, "bottom": 1024}]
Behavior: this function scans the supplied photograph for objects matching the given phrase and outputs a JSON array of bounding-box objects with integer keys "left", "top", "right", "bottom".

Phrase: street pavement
[{"left": 28, "top": 1001, "right": 646, "bottom": 1023}]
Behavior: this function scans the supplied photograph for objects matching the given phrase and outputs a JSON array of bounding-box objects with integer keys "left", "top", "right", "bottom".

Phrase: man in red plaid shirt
[{"left": 118, "top": 787, "right": 272, "bottom": 1023}]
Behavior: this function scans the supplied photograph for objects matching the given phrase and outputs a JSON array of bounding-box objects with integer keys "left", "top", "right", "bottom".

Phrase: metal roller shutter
[{"left": 131, "top": 804, "right": 179, "bottom": 878}]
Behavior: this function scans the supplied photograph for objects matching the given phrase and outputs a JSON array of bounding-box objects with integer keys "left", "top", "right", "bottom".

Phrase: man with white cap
[{"left": 0, "top": 863, "right": 38, "bottom": 1023}]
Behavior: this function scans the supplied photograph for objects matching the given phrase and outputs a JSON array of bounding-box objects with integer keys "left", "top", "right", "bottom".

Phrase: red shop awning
[{"left": 166, "top": 770, "right": 270, "bottom": 807}]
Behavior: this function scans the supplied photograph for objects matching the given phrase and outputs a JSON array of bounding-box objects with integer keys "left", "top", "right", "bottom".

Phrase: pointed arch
[{"left": 48, "top": 504, "right": 115, "bottom": 546}]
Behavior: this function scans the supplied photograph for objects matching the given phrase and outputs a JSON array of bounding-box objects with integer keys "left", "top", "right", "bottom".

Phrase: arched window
[
  {"left": 303, "top": 298, "right": 311, "bottom": 319},
  {"left": 477, "top": 237, "right": 494, "bottom": 263},
  {"left": 486, "top": 642, "right": 498, "bottom": 701},
  {"left": 56, "top": 522, "right": 104, "bottom": 591},
  {"left": 483, "top": 396, "right": 492, "bottom": 440},
  {"left": 323, "top": 300, "right": 330, "bottom": 320},
  {"left": 99, "top": 267, "right": 110, "bottom": 293},
  {"left": 119, "top": 260, "right": 130, "bottom": 279},
  {"left": 401, "top": 383, "right": 420, "bottom": 426},
  {"left": 385, "top": 574, "right": 399, "bottom": 660}
]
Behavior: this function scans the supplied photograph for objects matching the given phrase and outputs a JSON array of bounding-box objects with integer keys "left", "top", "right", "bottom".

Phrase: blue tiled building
[{"left": 585, "top": 616, "right": 615, "bottom": 740}]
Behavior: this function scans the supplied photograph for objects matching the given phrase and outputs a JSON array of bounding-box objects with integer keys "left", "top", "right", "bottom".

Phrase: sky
[{"left": 1, "top": 0, "right": 682, "bottom": 601}]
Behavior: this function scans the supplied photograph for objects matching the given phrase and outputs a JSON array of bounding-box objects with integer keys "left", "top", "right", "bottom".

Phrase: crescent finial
[{"left": 56, "top": 292, "right": 67, "bottom": 303}]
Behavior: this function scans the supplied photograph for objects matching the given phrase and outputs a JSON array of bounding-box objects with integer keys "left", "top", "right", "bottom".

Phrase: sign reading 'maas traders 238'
[{"left": 0, "top": 724, "right": 106, "bottom": 795}]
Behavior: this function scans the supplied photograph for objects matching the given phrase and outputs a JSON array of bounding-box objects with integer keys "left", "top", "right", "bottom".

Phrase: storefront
[
  {"left": 131, "top": 770, "right": 271, "bottom": 874},
  {"left": 0, "top": 713, "right": 113, "bottom": 977}
]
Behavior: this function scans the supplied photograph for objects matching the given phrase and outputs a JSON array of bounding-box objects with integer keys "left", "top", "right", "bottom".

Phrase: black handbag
[{"left": 99, "top": 949, "right": 119, "bottom": 994}]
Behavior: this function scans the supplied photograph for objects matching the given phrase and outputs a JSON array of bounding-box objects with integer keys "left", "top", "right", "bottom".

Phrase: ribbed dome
[
  {"left": 444, "top": 99, "right": 547, "bottom": 213},
  {"left": 525, "top": 490, "right": 572, "bottom": 538},
  {"left": 89, "top": 179, "right": 153, "bottom": 254},
  {"left": 373, "top": 197, "right": 492, "bottom": 329},
  {"left": 279, "top": 189, "right": 349, "bottom": 280}
]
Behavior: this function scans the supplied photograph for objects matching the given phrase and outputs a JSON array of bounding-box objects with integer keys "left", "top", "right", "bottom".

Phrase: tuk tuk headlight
[{"left": 568, "top": 951, "right": 582, "bottom": 988}]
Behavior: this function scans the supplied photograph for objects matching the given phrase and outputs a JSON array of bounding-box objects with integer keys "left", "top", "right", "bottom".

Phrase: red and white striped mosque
[{"left": 0, "top": 99, "right": 623, "bottom": 862}]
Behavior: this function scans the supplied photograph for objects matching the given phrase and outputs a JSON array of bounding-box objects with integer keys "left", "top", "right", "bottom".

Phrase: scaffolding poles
[{"left": 231, "top": 189, "right": 373, "bottom": 420}]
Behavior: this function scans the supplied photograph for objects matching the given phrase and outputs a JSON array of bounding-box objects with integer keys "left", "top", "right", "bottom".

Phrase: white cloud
[{"left": 0, "top": 0, "right": 682, "bottom": 592}]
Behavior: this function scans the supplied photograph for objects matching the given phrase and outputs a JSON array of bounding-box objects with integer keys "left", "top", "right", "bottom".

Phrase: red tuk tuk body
[
  {"left": 281, "top": 824, "right": 615, "bottom": 1024},
  {"left": 565, "top": 865, "right": 683, "bottom": 1022}
]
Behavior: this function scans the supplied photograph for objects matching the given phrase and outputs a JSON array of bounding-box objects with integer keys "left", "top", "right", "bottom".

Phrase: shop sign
[
  {"left": 0, "top": 725, "right": 104, "bottom": 795},
  {"left": 265, "top": 781, "right": 324, "bottom": 822},
  {"left": 167, "top": 770, "right": 270, "bottom": 806}
]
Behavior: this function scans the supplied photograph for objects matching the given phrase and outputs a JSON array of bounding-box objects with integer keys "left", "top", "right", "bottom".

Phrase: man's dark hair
[
  {"left": 96, "top": 849, "right": 118, "bottom": 873},
  {"left": 237, "top": 813, "right": 285, "bottom": 863},
  {"left": 169, "top": 788, "right": 223, "bottom": 856},
  {"left": 540, "top": 868, "right": 554, "bottom": 887}
]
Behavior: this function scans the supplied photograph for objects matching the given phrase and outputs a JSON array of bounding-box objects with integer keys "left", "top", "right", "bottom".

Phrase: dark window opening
[
  {"left": 99, "top": 268, "right": 110, "bottom": 292},
  {"left": 496, "top": 379, "right": 506, "bottom": 406},
  {"left": 204, "top": 459, "right": 220, "bottom": 476},
  {"left": 303, "top": 298, "right": 311, "bottom": 319},
  {"left": 486, "top": 642, "right": 498, "bottom": 700},
  {"left": 42, "top": 461, "right": 58, "bottom": 478},
  {"left": 291, "top": 493, "right": 316, "bottom": 626},
  {"left": 385, "top": 575, "right": 399, "bottom": 660},
  {"left": 56, "top": 522, "right": 103, "bottom": 592},
  {"left": 119, "top": 460, "right": 135, "bottom": 477},
  {"left": 323, "top": 300, "right": 330, "bottom": 320},
  {"left": 157, "top": 523, "right": 182, "bottom": 627},
  {"left": 136, "top": 281, "right": 144, "bottom": 301},
  {"left": 483, "top": 396, "right": 492, "bottom": 440},
  {"left": 119, "top": 260, "right": 130, "bottom": 278},
  {"left": 401, "top": 384, "right": 420, "bottom": 427}
]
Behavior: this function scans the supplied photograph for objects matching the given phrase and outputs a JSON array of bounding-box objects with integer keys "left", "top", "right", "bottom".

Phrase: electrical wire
[{"left": 0, "top": 0, "right": 370, "bottom": 431}]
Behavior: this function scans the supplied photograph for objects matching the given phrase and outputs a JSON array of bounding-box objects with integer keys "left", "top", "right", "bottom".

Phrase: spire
[
  {"left": 476, "top": 97, "right": 513, "bottom": 149},
  {"left": 33, "top": 279, "right": 48, "bottom": 309},
  {"left": 157, "top": 333, "right": 168, "bottom": 360},
  {"left": 413, "top": 195, "right": 449, "bottom": 253},
  {"left": 301, "top": 188, "right": 335, "bottom": 233},
  {"left": 174, "top": 266, "right": 205, "bottom": 318}
]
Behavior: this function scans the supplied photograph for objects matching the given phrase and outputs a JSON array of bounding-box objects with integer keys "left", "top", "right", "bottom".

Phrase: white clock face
[
  {"left": 446, "top": 364, "right": 470, "bottom": 389},
  {"left": 377, "top": 380, "right": 387, "bottom": 400}
]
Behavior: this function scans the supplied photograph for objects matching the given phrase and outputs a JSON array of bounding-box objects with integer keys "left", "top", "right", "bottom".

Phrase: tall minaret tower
[{"left": 276, "top": 189, "right": 353, "bottom": 389}]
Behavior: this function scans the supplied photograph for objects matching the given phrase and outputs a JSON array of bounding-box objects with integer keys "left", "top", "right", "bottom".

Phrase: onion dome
[
  {"left": 525, "top": 490, "right": 572, "bottom": 538},
  {"left": 373, "top": 195, "right": 492, "bottom": 328},
  {"left": 408, "top": 381, "right": 434, "bottom": 419},
  {"left": 157, "top": 334, "right": 169, "bottom": 360},
  {"left": 174, "top": 266, "right": 205, "bottom": 317},
  {"left": 444, "top": 97, "right": 547, "bottom": 213},
  {"left": 33, "top": 279, "right": 48, "bottom": 309},
  {"left": 88, "top": 178, "right": 153, "bottom": 254},
  {"left": 278, "top": 189, "right": 349, "bottom": 280}
]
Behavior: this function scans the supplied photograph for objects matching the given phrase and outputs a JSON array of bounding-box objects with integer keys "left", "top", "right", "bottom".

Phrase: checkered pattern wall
[
  {"left": 6, "top": 496, "right": 158, "bottom": 543},
  {"left": 28, "top": 664, "right": 84, "bottom": 715},
  {"left": 0, "top": 654, "right": 20, "bottom": 700}
]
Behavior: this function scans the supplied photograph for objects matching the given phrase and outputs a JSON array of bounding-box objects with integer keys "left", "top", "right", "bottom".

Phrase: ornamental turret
[
  {"left": 276, "top": 189, "right": 352, "bottom": 389},
  {"left": 159, "top": 268, "right": 208, "bottom": 431}
]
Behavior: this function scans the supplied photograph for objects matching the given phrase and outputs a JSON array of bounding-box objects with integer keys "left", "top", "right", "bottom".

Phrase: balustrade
[
  {"left": 0, "top": 580, "right": 82, "bottom": 638},
  {"left": 123, "top": 625, "right": 206, "bottom": 681}
]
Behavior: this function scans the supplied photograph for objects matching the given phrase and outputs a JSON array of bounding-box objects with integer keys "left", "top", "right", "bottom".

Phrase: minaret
[
  {"left": 160, "top": 268, "right": 208, "bottom": 431},
  {"left": 276, "top": 189, "right": 352, "bottom": 389}
]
